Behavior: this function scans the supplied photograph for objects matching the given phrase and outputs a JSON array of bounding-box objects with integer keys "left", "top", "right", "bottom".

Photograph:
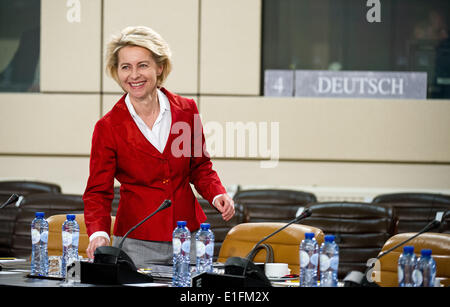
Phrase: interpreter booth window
[
  {"left": 0, "top": 0, "right": 40, "bottom": 92},
  {"left": 262, "top": 0, "right": 450, "bottom": 99}
]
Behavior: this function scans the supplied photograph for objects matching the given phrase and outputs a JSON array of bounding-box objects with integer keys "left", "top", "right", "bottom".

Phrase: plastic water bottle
[
  {"left": 398, "top": 246, "right": 417, "bottom": 287},
  {"left": 415, "top": 249, "right": 436, "bottom": 287},
  {"left": 195, "top": 223, "right": 215, "bottom": 273},
  {"left": 30, "top": 212, "right": 49, "bottom": 276},
  {"left": 299, "top": 232, "right": 319, "bottom": 287},
  {"left": 61, "top": 214, "right": 80, "bottom": 278},
  {"left": 320, "top": 234, "right": 339, "bottom": 287},
  {"left": 172, "top": 221, "right": 191, "bottom": 287}
]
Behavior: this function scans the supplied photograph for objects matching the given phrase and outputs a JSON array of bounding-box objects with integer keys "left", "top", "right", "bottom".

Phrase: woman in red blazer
[{"left": 83, "top": 26, "right": 234, "bottom": 263}]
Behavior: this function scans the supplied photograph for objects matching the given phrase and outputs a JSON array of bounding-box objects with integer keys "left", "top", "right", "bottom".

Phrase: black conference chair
[
  {"left": 372, "top": 192, "right": 450, "bottom": 233},
  {"left": 0, "top": 180, "right": 62, "bottom": 256},
  {"left": 232, "top": 189, "right": 317, "bottom": 223},
  {"left": 10, "top": 193, "right": 85, "bottom": 258},
  {"left": 299, "top": 201, "right": 398, "bottom": 279}
]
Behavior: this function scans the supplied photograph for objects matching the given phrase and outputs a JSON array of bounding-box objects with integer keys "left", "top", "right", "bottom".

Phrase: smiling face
[{"left": 117, "top": 45, "right": 163, "bottom": 101}]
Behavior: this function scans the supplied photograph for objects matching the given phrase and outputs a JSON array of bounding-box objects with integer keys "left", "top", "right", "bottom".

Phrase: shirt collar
[
  {"left": 157, "top": 88, "right": 170, "bottom": 113},
  {"left": 125, "top": 88, "right": 170, "bottom": 120}
]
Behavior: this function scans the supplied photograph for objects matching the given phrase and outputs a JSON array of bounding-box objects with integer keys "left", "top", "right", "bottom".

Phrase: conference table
[
  {"left": 0, "top": 258, "right": 305, "bottom": 288},
  {"left": 0, "top": 259, "right": 283, "bottom": 305},
  {"left": 0, "top": 258, "right": 174, "bottom": 287},
  {"left": 1, "top": 259, "right": 443, "bottom": 307}
]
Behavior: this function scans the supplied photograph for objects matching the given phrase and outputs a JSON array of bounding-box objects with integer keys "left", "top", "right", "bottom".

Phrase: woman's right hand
[{"left": 86, "top": 236, "right": 110, "bottom": 259}]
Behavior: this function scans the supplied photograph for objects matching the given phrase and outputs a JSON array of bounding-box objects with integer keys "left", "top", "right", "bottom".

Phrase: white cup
[{"left": 264, "top": 263, "right": 290, "bottom": 278}]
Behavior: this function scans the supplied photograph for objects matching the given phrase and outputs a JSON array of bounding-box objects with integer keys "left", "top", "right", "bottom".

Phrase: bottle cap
[
  {"left": 177, "top": 221, "right": 187, "bottom": 227},
  {"left": 421, "top": 249, "right": 432, "bottom": 257},
  {"left": 200, "top": 223, "right": 210, "bottom": 230},
  {"left": 66, "top": 214, "right": 76, "bottom": 221},
  {"left": 403, "top": 246, "right": 414, "bottom": 254},
  {"left": 35, "top": 212, "right": 45, "bottom": 218},
  {"left": 305, "top": 232, "right": 314, "bottom": 239},
  {"left": 324, "top": 235, "right": 335, "bottom": 242}
]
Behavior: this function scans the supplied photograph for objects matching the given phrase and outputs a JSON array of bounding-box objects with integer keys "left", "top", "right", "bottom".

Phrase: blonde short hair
[{"left": 105, "top": 26, "right": 172, "bottom": 87}]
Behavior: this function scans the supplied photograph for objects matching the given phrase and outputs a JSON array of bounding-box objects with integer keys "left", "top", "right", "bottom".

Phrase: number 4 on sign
[
  {"left": 272, "top": 77, "right": 284, "bottom": 94},
  {"left": 66, "top": 0, "right": 81, "bottom": 23}
]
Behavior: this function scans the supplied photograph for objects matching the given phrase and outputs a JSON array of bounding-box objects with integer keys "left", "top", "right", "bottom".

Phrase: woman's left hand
[{"left": 213, "top": 194, "right": 235, "bottom": 221}]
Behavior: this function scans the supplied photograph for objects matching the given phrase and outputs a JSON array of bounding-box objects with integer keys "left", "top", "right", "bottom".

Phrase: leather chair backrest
[
  {"left": 373, "top": 232, "right": 450, "bottom": 287},
  {"left": 372, "top": 193, "right": 450, "bottom": 233},
  {"left": 0, "top": 180, "right": 62, "bottom": 195},
  {"left": 197, "top": 198, "right": 248, "bottom": 261},
  {"left": 217, "top": 222, "right": 324, "bottom": 274},
  {"left": 47, "top": 214, "right": 115, "bottom": 258},
  {"left": 0, "top": 196, "right": 20, "bottom": 257},
  {"left": 233, "top": 189, "right": 317, "bottom": 223},
  {"left": 0, "top": 181, "right": 61, "bottom": 256},
  {"left": 299, "top": 202, "right": 397, "bottom": 279},
  {"left": 10, "top": 193, "right": 85, "bottom": 258}
]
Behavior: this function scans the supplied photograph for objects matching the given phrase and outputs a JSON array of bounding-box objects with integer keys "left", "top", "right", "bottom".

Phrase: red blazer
[{"left": 83, "top": 88, "right": 226, "bottom": 242}]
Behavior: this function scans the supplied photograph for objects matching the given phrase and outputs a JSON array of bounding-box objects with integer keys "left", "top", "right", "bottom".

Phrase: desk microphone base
[{"left": 80, "top": 261, "right": 153, "bottom": 285}]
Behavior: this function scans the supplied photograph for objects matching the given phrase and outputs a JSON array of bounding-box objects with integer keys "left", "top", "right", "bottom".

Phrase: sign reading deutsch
[{"left": 295, "top": 70, "right": 427, "bottom": 99}]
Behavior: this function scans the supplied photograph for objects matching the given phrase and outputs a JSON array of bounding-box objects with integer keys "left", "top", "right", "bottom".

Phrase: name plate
[
  {"left": 295, "top": 70, "right": 427, "bottom": 99},
  {"left": 264, "top": 70, "right": 294, "bottom": 97}
]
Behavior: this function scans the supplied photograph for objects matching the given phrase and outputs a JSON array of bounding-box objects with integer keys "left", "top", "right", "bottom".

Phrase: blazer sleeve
[
  {"left": 188, "top": 100, "right": 227, "bottom": 204},
  {"left": 83, "top": 119, "right": 117, "bottom": 237}
]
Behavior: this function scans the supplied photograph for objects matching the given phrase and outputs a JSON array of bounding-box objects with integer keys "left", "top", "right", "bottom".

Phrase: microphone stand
[
  {"left": 241, "top": 209, "right": 312, "bottom": 277},
  {"left": 117, "top": 199, "right": 171, "bottom": 250},
  {"left": 94, "top": 199, "right": 172, "bottom": 268},
  {"left": 357, "top": 219, "right": 442, "bottom": 287},
  {"left": 193, "top": 209, "right": 313, "bottom": 287},
  {"left": 83, "top": 199, "right": 172, "bottom": 285},
  {"left": 375, "top": 220, "right": 440, "bottom": 261}
]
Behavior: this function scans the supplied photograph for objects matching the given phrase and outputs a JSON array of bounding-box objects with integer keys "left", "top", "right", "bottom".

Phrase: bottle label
[
  {"left": 196, "top": 241, "right": 206, "bottom": 257},
  {"left": 31, "top": 229, "right": 40, "bottom": 244},
  {"left": 330, "top": 255, "right": 339, "bottom": 270},
  {"left": 300, "top": 250, "right": 310, "bottom": 268},
  {"left": 72, "top": 232, "right": 79, "bottom": 245},
  {"left": 62, "top": 231, "right": 72, "bottom": 247},
  {"left": 40, "top": 230, "right": 48, "bottom": 244},
  {"left": 320, "top": 255, "right": 330, "bottom": 271},
  {"left": 412, "top": 269, "right": 423, "bottom": 286},
  {"left": 398, "top": 266, "right": 404, "bottom": 284},
  {"left": 205, "top": 242, "right": 214, "bottom": 256},
  {"left": 173, "top": 238, "right": 181, "bottom": 254},
  {"left": 310, "top": 253, "right": 319, "bottom": 266},
  {"left": 181, "top": 240, "right": 191, "bottom": 254}
]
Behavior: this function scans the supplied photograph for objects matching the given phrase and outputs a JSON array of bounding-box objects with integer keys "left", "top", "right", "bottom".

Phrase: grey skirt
[{"left": 113, "top": 235, "right": 197, "bottom": 269}]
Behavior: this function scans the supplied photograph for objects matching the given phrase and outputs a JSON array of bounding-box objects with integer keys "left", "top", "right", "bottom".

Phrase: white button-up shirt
[{"left": 125, "top": 88, "right": 171, "bottom": 153}]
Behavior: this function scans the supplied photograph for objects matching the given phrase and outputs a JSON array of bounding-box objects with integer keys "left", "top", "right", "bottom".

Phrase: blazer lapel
[
  {"left": 109, "top": 94, "right": 162, "bottom": 159},
  {"left": 109, "top": 89, "right": 193, "bottom": 159}
]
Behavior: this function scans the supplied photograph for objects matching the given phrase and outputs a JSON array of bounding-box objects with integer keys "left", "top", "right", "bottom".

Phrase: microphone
[
  {"left": 192, "top": 208, "right": 313, "bottom": 287},
  {"left": 225, "top": 208, "right": 313, "bottom": 283},
  {"left": 0, "top": 194, "right": 20, "bottom": 209},
  {"left": 94, "top": 199, "right": 172, "bottom": 268},
  {"left": 375, "top": 211, "right": 444, "bottom": 261},
  {"left": 246, "top": 208, "right": 312, "bottom": 261},
  {"left": 344, "top": 211, "right": 445, "bottom": 287}
]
